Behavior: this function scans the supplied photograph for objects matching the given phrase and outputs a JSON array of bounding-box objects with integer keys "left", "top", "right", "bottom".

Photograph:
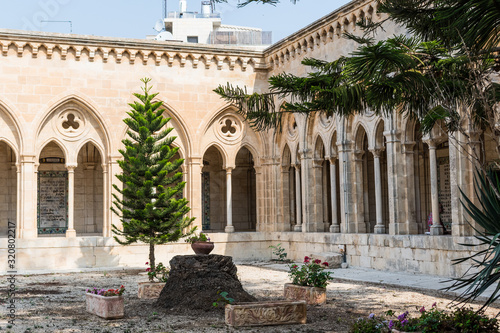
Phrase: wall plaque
[
  {"left": 437, "top": 156, "right": 451, "bottom": 231},
  {"left": 38, "top": 171, "right": 68, "bottom": 234}
]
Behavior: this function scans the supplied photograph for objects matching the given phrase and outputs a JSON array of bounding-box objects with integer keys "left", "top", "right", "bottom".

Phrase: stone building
[{"left": 0, "top": 0, "right": 496, "bottom": 277}]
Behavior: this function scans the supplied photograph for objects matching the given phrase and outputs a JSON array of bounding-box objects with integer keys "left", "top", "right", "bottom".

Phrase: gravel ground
[{"left": 1, "top": 263, "right": 499, "bottom": 333}]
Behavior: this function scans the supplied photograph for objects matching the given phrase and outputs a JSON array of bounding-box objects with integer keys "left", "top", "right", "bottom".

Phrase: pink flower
[
  {"left": 419, "top": 306, "right": 426, "bottom": 313},
  {"left": 432, "top": 302, "right": 437, "bottom": 308},
  {"left": 314, "top": 259, "right": 321, "bottom": 264}
]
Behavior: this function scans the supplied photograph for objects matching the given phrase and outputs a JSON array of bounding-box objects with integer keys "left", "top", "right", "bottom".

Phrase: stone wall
[{"left": 0, "top": 232, "right": 481, "bottom": 278}]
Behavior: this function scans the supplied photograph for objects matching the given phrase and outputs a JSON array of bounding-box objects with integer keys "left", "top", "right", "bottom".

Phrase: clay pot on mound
[
  {"left": 191, "top": 241, "right": 214, "bottom": 255},
  {"left": 284, "top": 283, "right": 327, "bottom": 305}
]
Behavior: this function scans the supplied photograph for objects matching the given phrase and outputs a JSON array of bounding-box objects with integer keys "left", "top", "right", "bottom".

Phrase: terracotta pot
[
  {"left": 284, "top": 283, "right": 327, "bottom": 305},
  {"left": 138, "top": 282, "right": 166, "bottom": 299},
  {"left": 86, "top": 293, "right": 124, "bottom": 319},
  {"left": 191, "top": 241, "right": 214, "bottom": 255}
]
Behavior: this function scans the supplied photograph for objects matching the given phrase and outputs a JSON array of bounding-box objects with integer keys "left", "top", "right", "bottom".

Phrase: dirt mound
[{"left": 155, "top": 254, "right": 257, "bottom": 312}]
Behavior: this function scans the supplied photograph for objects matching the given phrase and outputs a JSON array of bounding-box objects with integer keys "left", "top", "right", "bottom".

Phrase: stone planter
[
  {"left": 225, "top": 301, "right": 307, "bottom": 327},
  {"left": 86, "top": 293, "right": 124, "bottom": 319},
  {"left": 284, "top": 283, "right": 326, "bottom": 305},
  {"left": 191, "top": 241, "right": 214, "bottom": 255},
  {"left": 138, "top": 282, "right": 166, "bottom": 299}
]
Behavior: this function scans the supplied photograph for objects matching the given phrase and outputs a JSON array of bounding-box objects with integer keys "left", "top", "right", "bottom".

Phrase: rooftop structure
[{"left": 148, "top": 0, "right": 271, "bottom": 46}]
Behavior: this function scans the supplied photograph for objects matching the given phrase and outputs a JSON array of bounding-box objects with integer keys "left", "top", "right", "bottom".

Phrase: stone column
[
  {"left": 402, "top": 142, "right": 418, "bottom": 234},
  {"left": 101, "top": 163, "right": 110, "bottom": 237},
  {"left": 328, "top": 156, "right": 340, "bottom": 233},
  {"left": 109, "top": 155, "right": 123, "bottom": 231},
  {"left": 312, "top": 158, "right": 325, "bottom": 231},
  {"left": 426, "top": 140, "right": 444, "bottom": 235},
  {"left": 254, "top": 165, "right": 263, "bottom": 232},
  {"left": 353, "top": 150, "right": 367, "bottom": 233},
  {"left": 292, "top": 163, "right": 302, "bottom": 231},
  {"left": 370, "top": 149, "right": 385, "bottom": 234},
  {"left": 225, "top": 167, "right": 235, "bottom": 233},
  {"left": 15, "top": 163, "right": 21, "bottom": 237},
  {"left": 66, "top": 164, "right": 77, "bottom": 237},
  {"left": 299, "top": 148, "right": 315, "bottom": 232},
  {"left": 19, "top": 155, "right": 38, "bottom": 239},
  {"left": 84, "top": 162, "right": 96, "bottom": 233},
  {"left": 280, "top": 165, "right": 291, "bottom": 231},
  {"left": 187, "top": 156, "right": 203, "bottom": 229}
]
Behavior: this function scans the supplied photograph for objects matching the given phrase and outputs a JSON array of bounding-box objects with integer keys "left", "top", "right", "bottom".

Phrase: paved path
[
  {"left": 239, "top": 261, "right": 497, "bottom": 303},
  {"left": 9, "top": 260, "right": 497, "bottom": 303}
]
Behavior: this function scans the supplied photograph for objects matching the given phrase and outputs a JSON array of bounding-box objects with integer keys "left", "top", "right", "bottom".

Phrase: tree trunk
[{"left": 149, "top": 242, "right": 155, "bottom": 282}]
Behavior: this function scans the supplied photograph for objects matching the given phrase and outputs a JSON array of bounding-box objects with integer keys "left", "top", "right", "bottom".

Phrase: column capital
[
  {"left": 369, "top": 147, "right": 385, "bottom": 158},
  {"left": 298, "top": 148, "right": 312, "bottom": 160},
  {"left": 312, "top": 158, "right": 324, "bottom": 168},
  {"left": 20, "top": 154, "right": 36, "bottom": 163},
  {"left": 383, "top": 129, "right": 401, "bottom": 143},
  {"left": 402, "top": 141, "right": 416, "bottom": 154},
  {"left": 101, "top": 163, "right": 109, "bottom": 172},
  {"left": 291, "top": 163, "right": 301, "bottom": 170},
  {"left": 225, "top": 167, "right": 233, "bottom": 173},
  {"left": 423, "top": 139, "right": 437, "bottom": 149},
  {"left": 337, "top": 140, "right": 354, "bottom": 153},
  {"left": 325, "top": 153, "right": 338, "bottom": 163},
  {"left": 353, "top": 150, "right": 365, "bottom": 161},
  {"left": 280, "top": 164, "right": 290, "bottom": 173},
  {"left": 66, "top": 163, "right": 78, "bottom": 171}
]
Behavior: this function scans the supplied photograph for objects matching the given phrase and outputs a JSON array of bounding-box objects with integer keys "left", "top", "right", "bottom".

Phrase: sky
[{"left": 0, "top": 0, "right": 350, "bottom": 44}]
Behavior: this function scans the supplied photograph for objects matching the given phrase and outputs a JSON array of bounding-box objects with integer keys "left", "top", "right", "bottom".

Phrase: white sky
[{"left": 0, "top": 0, "right": 350, "bottom": 43}]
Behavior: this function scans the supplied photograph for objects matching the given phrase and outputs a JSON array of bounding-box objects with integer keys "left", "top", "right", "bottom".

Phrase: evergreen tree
[{"left": 112, "top": 78, "right": 195, "bottom": 281}]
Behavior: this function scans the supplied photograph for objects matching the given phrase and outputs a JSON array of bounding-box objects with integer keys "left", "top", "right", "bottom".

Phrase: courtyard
[{"left": 2, "top": 262, "right": 499, "bottom": 333}]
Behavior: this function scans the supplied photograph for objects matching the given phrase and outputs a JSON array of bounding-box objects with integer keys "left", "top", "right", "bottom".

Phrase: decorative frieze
[{"left": 0, "top": 30, "right": 266, "bottom": 72}]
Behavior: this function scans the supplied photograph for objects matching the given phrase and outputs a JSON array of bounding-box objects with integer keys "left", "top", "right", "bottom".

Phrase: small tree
[{"left": 112, "top": 78, "right": 195, "bottom": 281}]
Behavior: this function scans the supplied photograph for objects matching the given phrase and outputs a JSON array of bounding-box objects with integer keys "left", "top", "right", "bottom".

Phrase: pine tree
[{"left": 112, "top": 78, "right": 195, "bottom": 281}]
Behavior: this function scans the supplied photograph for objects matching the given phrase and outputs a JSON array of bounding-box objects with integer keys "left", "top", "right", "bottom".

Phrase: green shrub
[{"left": 349, "top": 305, "right": 499, "bottom": 333}]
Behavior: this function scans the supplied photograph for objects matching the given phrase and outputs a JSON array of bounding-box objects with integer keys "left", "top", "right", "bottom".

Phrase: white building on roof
[{"left": 151, "top": 0, "right": 272, "bottom": 46}]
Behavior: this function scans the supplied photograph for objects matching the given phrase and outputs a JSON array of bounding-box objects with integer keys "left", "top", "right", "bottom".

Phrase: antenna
[{"left": 162, "top": 0, "right": 167, "bottom": 20}]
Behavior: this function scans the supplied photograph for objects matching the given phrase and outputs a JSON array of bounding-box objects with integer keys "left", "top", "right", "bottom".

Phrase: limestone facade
[{"left": 0, "top": 0, "right": 496, "bottom": 277}]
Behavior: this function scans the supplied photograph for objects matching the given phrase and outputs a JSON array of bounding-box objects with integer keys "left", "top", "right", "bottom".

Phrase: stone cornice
[
  {"left": 263, "top": 0, "right": 383, "bottom": 69},
  {"left": 0, "top": 0, "right": 386, "bottom": 72},
  {"left": 0, "top": 29, "right": 268, "bottom": 71}
]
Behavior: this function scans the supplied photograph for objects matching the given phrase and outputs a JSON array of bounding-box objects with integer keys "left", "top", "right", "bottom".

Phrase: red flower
[
  {"left": 322, "top": 262, "right": 329, "bottom": 266},
  {"left": 145, "top": 262, "right": 149, "bottom": 265},
  {"left": 292, "top": 265, "right": 298, "bottom": 269},
  {"left": 304, "top": 256, "right": 310, "bottom": 263},
  {"left": 314, "top": 259, "right": 321, "bottom": 264},
  {"left": 146, "top": 268, "right": 151, "bottom": 272}
]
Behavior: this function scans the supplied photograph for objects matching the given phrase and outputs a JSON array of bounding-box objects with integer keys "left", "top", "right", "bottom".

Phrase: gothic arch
[
  {"left": 0, "top": 100, "right": 24, "bottom": 156},
  {"left": 33, "top": 93, "right": 111, "bottom": 156}
]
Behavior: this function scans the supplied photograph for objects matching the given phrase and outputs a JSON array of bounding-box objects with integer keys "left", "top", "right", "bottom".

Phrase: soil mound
[{"left": 156, "top": 254, "right": 257, "bottom": 312}]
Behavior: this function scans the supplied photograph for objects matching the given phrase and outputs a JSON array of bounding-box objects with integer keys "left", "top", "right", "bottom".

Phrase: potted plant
[
  {"left": 86, "top": 285, "right": 125, "bottom": 319},
  {"left": 138, "top": 262, "right": 169, "bottom": 299},
  {"left": 185, "top": 232, "right": 214, "bottom": 255},
  {"left": 284, "top": 256, "right": 333, "bottom": 305}
]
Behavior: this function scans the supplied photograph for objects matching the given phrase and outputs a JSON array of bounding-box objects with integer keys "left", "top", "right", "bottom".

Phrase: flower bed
[{"left": 350, "top": 303, "right": 499, "bottom": 333}]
